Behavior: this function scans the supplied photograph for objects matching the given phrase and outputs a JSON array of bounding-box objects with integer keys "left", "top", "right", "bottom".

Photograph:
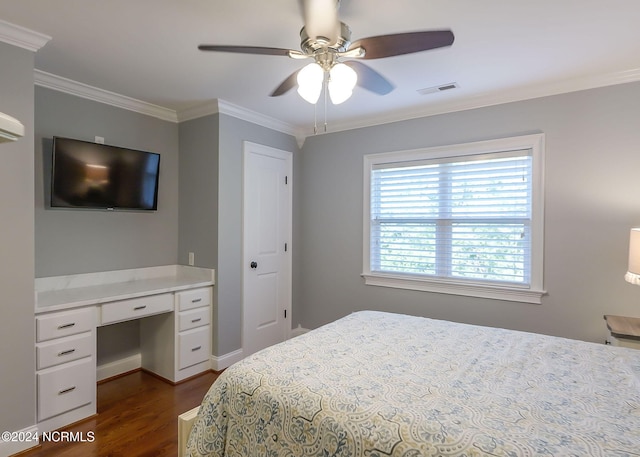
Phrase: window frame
[{"left": 362, "top": 134, "right": 546, "bottom": 304}]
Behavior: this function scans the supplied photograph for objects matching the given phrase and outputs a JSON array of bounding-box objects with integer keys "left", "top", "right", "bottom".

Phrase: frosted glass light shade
[
  {"left": 297, "top": 63, "right": 324, "bottom": 104},
  {"left": 625, "top": 228, "right": 640, "bottom": 285},
  {"left": 328, "top": 63, "right": 357, "bottom": 104}
]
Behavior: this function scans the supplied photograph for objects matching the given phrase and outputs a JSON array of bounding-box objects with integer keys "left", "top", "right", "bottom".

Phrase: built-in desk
[{"left": 34, "top": 265, "right": 215, "bottom": 434}]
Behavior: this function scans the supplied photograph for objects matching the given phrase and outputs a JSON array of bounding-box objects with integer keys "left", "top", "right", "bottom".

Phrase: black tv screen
[{"left": 51, "top": 137, "right": 160, "bottom": 210}]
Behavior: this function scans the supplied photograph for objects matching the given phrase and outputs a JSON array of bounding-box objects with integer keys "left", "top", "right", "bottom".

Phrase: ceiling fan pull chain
[
  {"left": 324, "top": 74, "right": 328, "bottom": 133},
  {"left": 313, "top": 98, "right": 318, "bottom": 135}
]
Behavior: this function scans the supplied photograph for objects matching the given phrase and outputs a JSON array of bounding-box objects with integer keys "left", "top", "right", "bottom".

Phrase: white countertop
[{"left": 36, "top": 265, "right": 215, "bottom": 314}]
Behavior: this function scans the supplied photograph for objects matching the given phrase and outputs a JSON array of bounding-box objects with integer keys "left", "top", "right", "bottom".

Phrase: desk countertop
[{"left": 35, "top": 265, "right": 215, "bottom": 314}]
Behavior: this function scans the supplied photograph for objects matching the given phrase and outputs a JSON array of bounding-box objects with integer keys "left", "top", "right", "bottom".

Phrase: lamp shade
[
  {"left": 625, "top": 228, "right": 640, "bottom": 285},
  {"left": 328, "top": 63, "right": 357, "bottom": 104},
  {"left": 297, "top": 63, "right": 324, "bottom": 104}
]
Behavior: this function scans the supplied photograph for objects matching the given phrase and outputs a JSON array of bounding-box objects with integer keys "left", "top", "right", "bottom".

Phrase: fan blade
[
  {"left": 349, "top": 30, "right": 454, "bottom": 60},
  {"left": 270, "top": 70, "right": 300, "bottom": 97},
  {"left": 198, "top": 45, "right": 293, "bottom": 57},
  {"left": 344, "top": 61, "right": 394, "bottom": 95}
]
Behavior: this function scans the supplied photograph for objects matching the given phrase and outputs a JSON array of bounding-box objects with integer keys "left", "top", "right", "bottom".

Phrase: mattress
[{"left": 186, "top": 311, "right": 640, "bottom": 456}]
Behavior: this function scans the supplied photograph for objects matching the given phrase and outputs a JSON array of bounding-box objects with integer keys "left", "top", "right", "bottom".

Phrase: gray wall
[
  {"left": 217, "top": 114, "right": 299, "bottom": 355},
  {"left": 297, "top": 81, "right": 640, "bottom": 344},
  {"left": 33, "top": 86, "right": 301, "bottom": 364},
  {"left": 26, "top": 52, "right": 640, "bottom": 393},
  {"left": 0, "top": 42, "right": 36, "bottom": 433},
  {"left": 177, "top": 114, "right": 220, "bottom": 354},
  {"left": 176, "top": 112, "right": 299, "bottom": 356},
  {"left": 34, "top": 87, "right": 180, "bottom": 277},
  {"left": 34, "top": 86, "right": 180, "bottom": 366},
  {"left": 178, "top": 114, "right": 219, "bottom": 269}
]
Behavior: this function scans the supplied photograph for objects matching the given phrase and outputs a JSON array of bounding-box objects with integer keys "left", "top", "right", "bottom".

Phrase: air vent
[{"left": 417, "top": 82, "right": 459, "bottom": 96}]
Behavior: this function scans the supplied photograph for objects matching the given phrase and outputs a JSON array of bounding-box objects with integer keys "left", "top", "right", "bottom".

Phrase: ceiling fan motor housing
[
  {"left": 300, "top": 22, "right": 352, "bottom": 55},
  {"left": 197, "top": 1, "right": 454, "bottom": 101}
]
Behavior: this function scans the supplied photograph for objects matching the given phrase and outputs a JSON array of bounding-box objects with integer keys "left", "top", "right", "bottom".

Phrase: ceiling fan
[{"left": 198, "top": 0, "right": 454, "bottom": 105}]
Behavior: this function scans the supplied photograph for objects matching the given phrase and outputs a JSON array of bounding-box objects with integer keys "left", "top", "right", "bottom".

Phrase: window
[{"left": 362, "top": 134, "right": 545, "bottom": 303}]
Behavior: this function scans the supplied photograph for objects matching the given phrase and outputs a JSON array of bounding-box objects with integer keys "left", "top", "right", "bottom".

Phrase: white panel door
[{"left": 243, "top": 142, "right": 292, "bottom": 357}]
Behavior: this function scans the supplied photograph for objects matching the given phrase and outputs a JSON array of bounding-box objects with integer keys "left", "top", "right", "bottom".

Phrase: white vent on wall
[
  {"left": 0, "top": 111, "right": 25, "bottom": 143},
  {"left": 417, "top": 82, "right": 459, "bottom": 96}
]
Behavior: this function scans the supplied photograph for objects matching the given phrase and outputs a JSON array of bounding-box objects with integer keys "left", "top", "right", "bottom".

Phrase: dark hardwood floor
[{"left": 19, "top": 370, "right": 219, "bottom": 457}]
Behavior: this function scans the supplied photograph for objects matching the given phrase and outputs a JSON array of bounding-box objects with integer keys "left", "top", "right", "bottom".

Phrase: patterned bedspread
[{"left": 186, "top": 311, "right": 640, "bottom": 456}]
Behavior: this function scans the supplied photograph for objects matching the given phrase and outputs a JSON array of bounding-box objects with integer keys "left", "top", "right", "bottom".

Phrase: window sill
[{"left": 361, "top": 273, "right": 545, "bottom": 304}]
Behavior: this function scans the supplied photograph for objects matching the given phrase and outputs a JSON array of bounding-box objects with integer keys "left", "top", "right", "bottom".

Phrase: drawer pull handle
[
  {"left": 191, "top": 318, "right": 202, "bottom": 323},
  {"left": 191, "top": 298, "right": 202, "bottom": 303},
  {"left": 58, "top": 386, "right": 76, "bottom": 395},
  {"left": 58, "top": 349, "right": 76, "bottom": 357},
  {"left": 191, "top": 346, "right": 202, "bottom": 352},
  {"left": 133, "top": 305, "right": 147, "bottom": 311},
  {"left": 58, "top": 322, "right": 76, "bottom": 329}
]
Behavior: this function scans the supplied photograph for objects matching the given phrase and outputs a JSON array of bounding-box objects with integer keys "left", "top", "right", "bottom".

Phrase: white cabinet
[
  {"left": 176, "top": 288, "right": 211, "bottom": 373},
  {"left": 36, "top": 307, "right": 93, "bottom": 342},
  {"left": 178, "top": 326, "right": 210, "bottom": 370},
  {"left": 35, "top": 307, "right": 97, "bottom": 432},
  {"left": 35, "top": 267, "right": 215, "bottom": 433},
  {"left": 178, "top": 307, "right": 210, "bottom": 332},
  {"left": 37, "top": 359, "right": 94, "bottom": 421},
  {"left": 141, "top": 287, "right": 212, "bottom": 383},
  {"left": 176, "top": 287, "right": 211, "bottom": 311},
  {"left": 37, "top": 333, "right": 93, "bottom": 370},
  {"left": 100, "top": 293, "right": 173, "bottom": 325}
]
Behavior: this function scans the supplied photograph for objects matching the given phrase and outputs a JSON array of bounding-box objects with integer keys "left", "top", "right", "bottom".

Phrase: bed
[{"left": 184, "top": 311, "right": 640, "bottom": 456}]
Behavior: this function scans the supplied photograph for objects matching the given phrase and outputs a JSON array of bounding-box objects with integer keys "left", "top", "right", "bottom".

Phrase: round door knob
[{"left": 250, "top": 261, "right": 258, "bottom": 269}]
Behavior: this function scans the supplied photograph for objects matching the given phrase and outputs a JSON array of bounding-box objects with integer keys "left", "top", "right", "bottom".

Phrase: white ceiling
[{"left": 1, "top": 0, "right": 639, "bottom": 137}]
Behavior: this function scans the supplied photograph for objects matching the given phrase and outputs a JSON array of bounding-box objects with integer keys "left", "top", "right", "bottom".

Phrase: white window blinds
[{"left": 370, "top": 150, "right": 533, "bottom": 286}]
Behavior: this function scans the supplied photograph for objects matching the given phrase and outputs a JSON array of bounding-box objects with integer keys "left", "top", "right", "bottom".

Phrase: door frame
[{"left": 241, "top": 141, "right": 293, "bottom": 356}]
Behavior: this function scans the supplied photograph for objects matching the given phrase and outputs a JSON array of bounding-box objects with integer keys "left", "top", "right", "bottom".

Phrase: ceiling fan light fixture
[
  {"left": 296, "top": 62, "right": 324, "bottom": 104},
  {"left": 328, "top": 62, "right": 357, "bottom": 104}
]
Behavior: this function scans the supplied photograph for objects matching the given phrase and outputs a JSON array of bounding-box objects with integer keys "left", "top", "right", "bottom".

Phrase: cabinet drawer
[
  {"left": 178, "top": 326, "right": 210, "bottom": 370},
  {"left": 176, "top": 288, "right": 211, "bottom": 312},
  {"left": 101, "top": 293, "right": 173, "bottom": 325},
  {"left": 36, "top": 308, "right": 94, "bottom": 343},
  {"left": 37, "top": 333, "right": 93, "bottom": 370},
  {"left": 178, "top": 307, "right": 210, "bottom": 332},
  {"left": 37, "top": 359, "right": 93, "bottom": 421}
]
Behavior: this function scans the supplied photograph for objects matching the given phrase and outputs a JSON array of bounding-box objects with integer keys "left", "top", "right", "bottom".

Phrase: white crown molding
[
  {"left": 32, "top": 63, "right": 640, "bottom": 145},
  {"left": 34, "top": 70, "right": 178, "bottom": 122},
  {"left": 307, "top": 67, "right": 640, "bottom": 137},
  {"left": 0, "top": 19, "right": 51, "bottom": 52},
  {"left": 218, "top": 99, "right": 307, "bottom": 147},
  {"left": 219, "top": 99, "right": 301, "bottom": 138},
  {"left": 178, "top": 99, "right": 305, "bottom": 146},
  {"left": 177, "top": 100, "right": 219, "bottom": 123},
  {"left": 32, "top": 69, "right": 304, "bottom": 143}
]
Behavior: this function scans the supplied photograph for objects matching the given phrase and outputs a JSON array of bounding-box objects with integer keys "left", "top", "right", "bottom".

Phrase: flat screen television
[{"left": 51, "top": 137, "right": 160, "bottom": 210}]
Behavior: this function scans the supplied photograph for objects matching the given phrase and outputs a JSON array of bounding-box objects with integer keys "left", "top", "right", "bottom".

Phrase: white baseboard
[
  {"left": 211, "top": 335, "right": 320, "bottom": 371},
  {"left": 0, "top": 425, "right": 39, "bottom": 457},
  {"left": 97, "top": 353, "right": 142, "bottom": 382},
  {"left": 211, "top": 349, "right": 243, "bottom": 371},
  {"left": 291, "top": 326, "right": 310, "bottom": 338}
]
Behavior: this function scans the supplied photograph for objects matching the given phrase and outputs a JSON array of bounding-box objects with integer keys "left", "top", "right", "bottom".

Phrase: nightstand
[{"left": 604, "top": 315, "right": 640, "bottom": 349}]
